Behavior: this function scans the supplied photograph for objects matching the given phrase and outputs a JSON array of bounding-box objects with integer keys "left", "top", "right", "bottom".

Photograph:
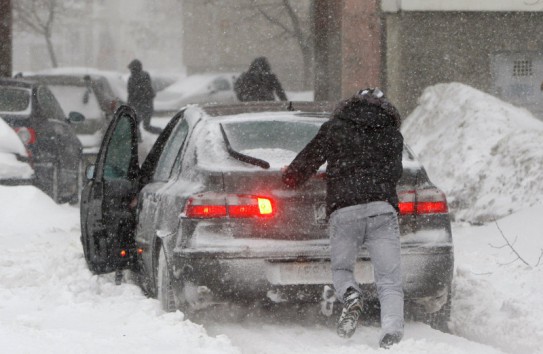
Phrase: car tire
[
  {"left": 157, "top": 247, "right": 177, "bottom": 312},
  {"left": 411, "top": 290, "right": 452, "bottom": 333}
]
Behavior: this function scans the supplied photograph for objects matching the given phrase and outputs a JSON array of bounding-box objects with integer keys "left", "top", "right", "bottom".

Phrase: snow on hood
[{"left": 402, "top": 82, "right": 543, "bottom": 224}]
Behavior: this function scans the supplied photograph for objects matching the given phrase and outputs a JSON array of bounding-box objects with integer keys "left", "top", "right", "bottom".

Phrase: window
[
  {"left": 211, "top": 77, "right": 231, "bottom": 91},
  {"left": 103, "top": 115, "right": 134, "bottom": 180},
  {"left": 0, "top": 87, "right": 31, "bottom": 114},
  {"left": 222, "top": 119, "right": 322, "bottom": 154},
  {"left": 513, "top": 60, "right": 533, "bottom": 77},
  {"left": 37, "top": 86, "right": 66, "bottom": 120},
  {"left": 153, "top": 119, "right": 190, "bottom": 181}
]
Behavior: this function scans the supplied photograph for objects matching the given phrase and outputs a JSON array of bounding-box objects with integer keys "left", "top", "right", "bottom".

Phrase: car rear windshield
[
  {"left": 217, "top": 117, "right": 324, "bottom": 168},
  {"left": 0, "top": 87, "right": 31, "bottom": 115},
  {"left": 47, "top": 85, "right": 103, "bottom": 120},
  {"left": 224, "top": 119, "right": 322, "bottom": 152}
]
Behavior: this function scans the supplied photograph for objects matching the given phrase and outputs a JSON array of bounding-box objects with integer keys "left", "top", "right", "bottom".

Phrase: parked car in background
[
  {"left": 19, "top": 69, "right": 127, "bottom": 165},
  {"left": 0, "top": 78, "right": 84, "bottom": 203},
  {"left": 80, "top": 102, "right": 453, "bottom": 331},
  {"left": 0, "top": 117, "right": 34, "bottom": 186},
  {"left": 153, "top": 73, "right": 239, "bottom": 114}
]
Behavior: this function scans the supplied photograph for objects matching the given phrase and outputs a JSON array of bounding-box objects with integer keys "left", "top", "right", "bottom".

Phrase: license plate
[{"left": 266, "top": 261, "right": 374, "bottom": 285}]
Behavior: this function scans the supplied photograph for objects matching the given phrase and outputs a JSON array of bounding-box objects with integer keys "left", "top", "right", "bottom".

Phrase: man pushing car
[{"left": 282, "top": 88, "right": 404, "bottom": 349}]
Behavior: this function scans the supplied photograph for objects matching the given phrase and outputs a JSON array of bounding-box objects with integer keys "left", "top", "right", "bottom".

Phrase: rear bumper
[
  {"left": 0, "top": 176, "right": 35, "bottom": 186},
  {"left": 172, "top": 243, "right": 453, "bottom": 303}
]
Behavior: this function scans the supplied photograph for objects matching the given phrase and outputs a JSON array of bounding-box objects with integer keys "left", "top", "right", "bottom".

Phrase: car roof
[
  {"left": 18, "top": 74, "right": 103, "bottom": 86},
  {"left": 198, "top": 101, "right": 337, "bottom": 117}
]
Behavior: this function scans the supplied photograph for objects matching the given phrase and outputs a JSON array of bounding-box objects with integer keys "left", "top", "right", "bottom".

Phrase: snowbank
[{"left": 402, "top": 82, "right": 543, "bottom": 224}]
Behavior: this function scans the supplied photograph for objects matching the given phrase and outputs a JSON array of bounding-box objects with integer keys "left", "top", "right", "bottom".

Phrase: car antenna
[{"left": 287, "top": 101, "right": 294, "bottom": 111}]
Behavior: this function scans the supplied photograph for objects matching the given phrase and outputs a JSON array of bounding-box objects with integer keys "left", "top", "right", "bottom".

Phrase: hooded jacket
[
  {"left": 234, "top": 57, "right": 287, "bottom": 102},
  {"left": 282, "top": 94, "right": 404, "bottom": 215},
  {"left": 127, "top": 59, "right": 155, "bottom": 118}
]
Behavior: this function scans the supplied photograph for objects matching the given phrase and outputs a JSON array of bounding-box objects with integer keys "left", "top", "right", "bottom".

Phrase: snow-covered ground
[{"left": 1, "top": 83, "right": 542, "bottom": 353}]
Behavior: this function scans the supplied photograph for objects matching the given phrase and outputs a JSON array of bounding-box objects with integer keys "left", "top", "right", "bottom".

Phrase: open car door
[{"left": 80, "top": 105, "right": 140, "bottom": 275}]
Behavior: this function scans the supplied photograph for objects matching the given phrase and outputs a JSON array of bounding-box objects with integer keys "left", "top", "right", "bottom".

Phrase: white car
[
  {"left": 0, "top": 117, "right": 34, "bottom": 185},
  {"left": 154, "top": 73, "right": 239, "bottom": 113}
]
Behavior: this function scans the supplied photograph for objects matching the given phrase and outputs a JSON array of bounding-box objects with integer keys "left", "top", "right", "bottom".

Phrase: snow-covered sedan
[
  {"left": 0, "top": 117, "right": 34, "bottom": 185},
  {"left": 80, "top": 102, "right": 453, "bottom": 331},
  {"left": 153, "top": 73, "right": 239, "bottom": 114}
]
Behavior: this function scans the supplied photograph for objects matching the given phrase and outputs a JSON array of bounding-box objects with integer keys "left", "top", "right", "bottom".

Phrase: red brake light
[
  {"left": 14, "top": 127, "right": 37, "bottom": 145},
  {"left": 398, "top": 188, "right": 448, "bottom": 215},
  {"left": 185, "top": 192, "right": 275, "bottom": 219}
]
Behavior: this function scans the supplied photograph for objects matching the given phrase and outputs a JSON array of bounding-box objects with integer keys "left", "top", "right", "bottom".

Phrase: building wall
[{"left": 384, "top": 11, "right": 543, "bottom": 117}]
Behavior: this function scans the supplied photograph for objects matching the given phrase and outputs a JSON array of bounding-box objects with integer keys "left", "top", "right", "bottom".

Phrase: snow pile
[
  {"left": 402, "top": 82, "right": 543, "bottom": 224},
  {"left": 451, "top": 206, "right": 543, "bottom": 354},
  {"left": 0, "top": 186, "right": 240, "bottom": 354},
  {"left": 0, "top": 118, "right": 34, "bottom": 180}
]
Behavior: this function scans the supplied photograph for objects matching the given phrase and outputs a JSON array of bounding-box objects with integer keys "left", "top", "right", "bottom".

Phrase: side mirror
[
  {"left": 85, "top": 164, "right": 95, "bottom": 180},
  {"left": 68, "top": 111, "right": 85, "bottom": 123}
]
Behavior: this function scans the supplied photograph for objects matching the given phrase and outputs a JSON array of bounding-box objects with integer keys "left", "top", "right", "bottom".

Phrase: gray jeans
[{"left": 329, "top": 201, "right": 404, "bottom": 338}]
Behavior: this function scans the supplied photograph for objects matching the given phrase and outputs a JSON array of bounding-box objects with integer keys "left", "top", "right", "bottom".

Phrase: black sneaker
[
  {"left": 336, "top": 288, "right": 363, "bottom": 338},
  {"left": 379, "top": 332, "right": 402, "bottom": 349}
]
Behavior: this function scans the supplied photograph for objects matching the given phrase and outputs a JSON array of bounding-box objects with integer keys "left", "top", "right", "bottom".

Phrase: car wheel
[
  {"left": 411, "top": 290, "right": 452, "bottom": 333},
  {"left": 157, "top": 247, "right": 177, "bottom": 312},
  {"left": 423, "top": 292, "right": 451, "bottom": 333}
]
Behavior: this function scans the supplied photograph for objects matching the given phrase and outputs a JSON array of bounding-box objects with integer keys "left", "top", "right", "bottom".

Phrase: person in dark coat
[
  {"left": 127, "top": 59, "right": 161, "bottom": 135},
  {"left": 282, "top": 88, "right": 404, "bottom": 349},
  {"left": 234, "top": 57, "right": 288, "bottom": 102}
]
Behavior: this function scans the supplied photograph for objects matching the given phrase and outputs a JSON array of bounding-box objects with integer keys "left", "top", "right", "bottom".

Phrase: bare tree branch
[
  {"left": 12, "top": 0, "right": 71, "bottom": 67},
  {"left": 493, "top": 220, "right": 530, "bottom": 267},
  {"left": 536, "top": 249, "right": 543, "bottom": 267}
]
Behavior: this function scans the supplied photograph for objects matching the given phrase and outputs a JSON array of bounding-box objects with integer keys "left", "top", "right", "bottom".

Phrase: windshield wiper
[{"left": 219, "top": 123, "right": 270, "bottom": 169}]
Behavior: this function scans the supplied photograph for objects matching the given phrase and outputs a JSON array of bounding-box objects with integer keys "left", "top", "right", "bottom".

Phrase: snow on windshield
[{"left": 195, "top": 113, "right": 324, "bottom": 170}]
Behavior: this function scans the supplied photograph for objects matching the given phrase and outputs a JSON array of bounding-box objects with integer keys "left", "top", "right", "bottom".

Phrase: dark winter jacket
[
  {"left": 234, "top": 57, "right": 287, "bottom": 102},
  {"left": 127, "top": 59, "right": 155, "bottom": 120},
  {"left": 282, "top": 94, "right": 404, "bottom": 215}
]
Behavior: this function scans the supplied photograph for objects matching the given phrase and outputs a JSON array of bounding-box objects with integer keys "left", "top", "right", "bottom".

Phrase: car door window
[
  {"left": 212, "top": 77, "right": 230, "bottom": 91},
  {"left": 103, "top": 115, "right": 133, "bottom": 180},
  {"left": 37, "top": 86, "right": 66, "bottom": 120},
  {"left": 153, "top": 119, "right": 189, "bottom": 181}
]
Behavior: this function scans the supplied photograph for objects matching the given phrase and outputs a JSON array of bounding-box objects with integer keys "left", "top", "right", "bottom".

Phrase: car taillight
[
  {"left": 110, "top": 99, "right": 118, "bottom": 113},
  {"left": 184, "top": 192, "right": 275, "bottom": 219},
  {"left": 398, "top": 188, "right": 448, "bottom": 215},
  {"left": 14, "top": 127, "right": 37, "bottom": 145}
]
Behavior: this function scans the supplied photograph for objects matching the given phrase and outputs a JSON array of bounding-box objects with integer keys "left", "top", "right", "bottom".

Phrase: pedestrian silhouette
[
  {"left": 234, "top": 57, "right": 287, "bottom": 102},
  {"left": 127, "top": 59, "right": 161, "bottom": 137}
]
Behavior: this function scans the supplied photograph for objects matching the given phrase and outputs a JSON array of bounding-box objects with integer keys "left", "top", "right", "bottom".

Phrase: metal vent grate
[{"left": 513, "top": 60, "right": 533, "bottom": 77}]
